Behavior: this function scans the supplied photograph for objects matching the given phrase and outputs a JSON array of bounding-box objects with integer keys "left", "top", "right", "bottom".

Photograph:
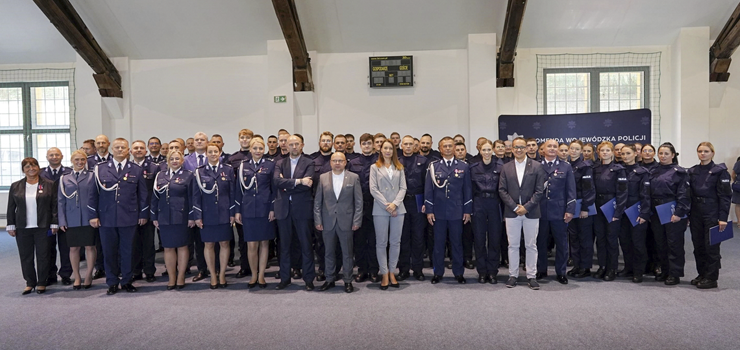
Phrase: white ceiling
[{"left": 0, "top": 0, "right": 738, "bottom": 64}]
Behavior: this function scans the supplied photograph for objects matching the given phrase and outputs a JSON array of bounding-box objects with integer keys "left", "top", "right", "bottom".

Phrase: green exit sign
[{"left": 274, "top": 95, "right": 287, "bottom": 103}]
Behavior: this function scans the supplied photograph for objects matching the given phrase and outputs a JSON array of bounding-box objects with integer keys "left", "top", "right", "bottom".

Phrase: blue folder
[
  {"left": 599, "top": 198, "right": 617, "bottom": 223},
  {"left": 655, "top": 201, "right": 687, "bottom": 225},
  {"left": 709, "top": 221, "right": 734, "bottom": 245},
  {"left": 624, "top": 202, "right": 642, "bottom": 227},
  {"left": 574, "top": 199, "right": 597, "bottom": 216},
  {"left": 416, "top": 194, "right": 424, "bottom": 213}
]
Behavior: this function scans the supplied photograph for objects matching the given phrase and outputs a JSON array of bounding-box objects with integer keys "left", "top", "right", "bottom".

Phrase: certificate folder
[
  {"left": 655, "top": 201, "right": 686, "bottom": 225},
  {"left": 710, "top": 221, "right": 734, "bottom": 245},
  {"left": 574, "top": 199, "right": 597, "bottom": 216},
  {"left": 599, "top": 198, "right": 616, "bottom": 223},
  {"left": 624, "top": 202, "right": 642, "bottom": 227}
]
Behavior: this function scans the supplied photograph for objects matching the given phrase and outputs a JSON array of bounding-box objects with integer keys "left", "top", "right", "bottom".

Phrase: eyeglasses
[
  {"left": 513, "top": 146, "right": 526, "bottom": 150},
  {"left": 331, "top": 160, "right": 345, "bottom": 164}
]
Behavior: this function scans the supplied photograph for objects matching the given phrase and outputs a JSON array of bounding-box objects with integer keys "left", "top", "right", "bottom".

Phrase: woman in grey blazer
[{"left": 370, "top": 140, "right": 407, "bottom": 289}]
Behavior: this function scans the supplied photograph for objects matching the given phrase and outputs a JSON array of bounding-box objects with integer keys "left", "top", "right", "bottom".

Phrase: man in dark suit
[
  {"left": 40, "top": 147, "right": 72, "bottom": 285},
  {"left": 498, "top": 137, "right": 546, "bottom": 290},
  {"left": 273, "top": 134, "right": 316, "bottom": 291}
]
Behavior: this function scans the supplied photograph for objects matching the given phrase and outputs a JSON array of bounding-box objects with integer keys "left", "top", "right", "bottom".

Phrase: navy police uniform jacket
[
  {"left": 688, "top": 161, "right": 732, "bottom": 221},
  {"left": 470, "top": 158, "right": 503, "bottom": 211},
  {"left": 58, "top": 169, "right": 95, "bottom": 228},
  {"left": 539, "top": 159, "right": 577, "bottom": 221},
  {"left": 87, "top": 153, "right": 110, "bottom": 171},
  {"left": 235, "top": 158, "right": 276, "bottom": 219},
  {"left": 41, "top": 166, "right": 72, "bottom": 183},
  {"left": 150, "top": 168, "right": 195, "bottom": 225},
  {"left": 88, "top": 159, "right": 149, "bottom": 227},
  {"left": 571, "top": 156, "right": 595, "bottom": 209},
  {"left": 192, "top": 162, "right": 236, "bottom": 225},
  {"left": 592, "top": 162, "right": 628, "bottom": 218},
  {"left": 399, "top": 153, "right": 428, "bottom": 196},
  {"left": 347, "top": 153, "right": 378, "bottom": 200},
  {"left": 624, "top": 163, "right": 652, "bottom": 220},
  {"left": 424, "top": 158, "right": 473, "bottom": 220},
  {"left": 146, "top": 153, "right": 166, "bottom": 164},
  {"left": 650, "top": 164, "right": 691, "bottom": 218}
]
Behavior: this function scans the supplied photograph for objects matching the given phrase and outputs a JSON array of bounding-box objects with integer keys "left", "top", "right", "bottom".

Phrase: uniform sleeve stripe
[
  {"left": 140, "top": 206, "right": 149, "bottom": 211},
  {"left": 464, "top": 200, "right": 473, "bottom": 205},
  {"left": 566, "top": 199, "right": 576, "bottom": 205},
  {"left": 193, "top": 207, "right": 202, "bottom": 211},
  {"left": 234, "top": 201, "right": 241, "bottom": 205},
  {"left": 229, "top": 205, "right": 236, "bottom": 209},
  {"left": 87, "top": 205, "right": 96, "bottom": 211},
  {"left": 425, "top": 200, "right": 433, "bottom": 205}
]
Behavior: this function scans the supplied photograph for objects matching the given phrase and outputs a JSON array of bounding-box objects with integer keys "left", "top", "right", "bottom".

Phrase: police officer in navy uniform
[
  {"left": 40, "top": 147, "right": 72, "bottom": 285},
  {"left": 398, "top": 135, "right": 429, "bottom": 281},
  {"left": 469, "top": 139, "right": 504, "bottom": 284},
  {"left": 536, "top": 140, "right": 576, "bottom": 284},
  {"left": 130, "top": 140, "right": 159, "bottom": 283},
  {"left": 649, "top": 142, "right": 690, "bottom": 285},
  {"left": 183, "top": 132, "right": 215, "bottom": 282},
  {"left": 227, "top": 129, "right": 254, "bottom": 277},
  {"left": 146, "top": 137, "right": 166, "bottom": 164},
  {"left": 617, "top": 144, "right": 652, "bottom": 283},
  {"left": 566, "top": 141, "right": 596, "bottom": 278},
  {"left": 526, "top": 138, "right": 543, "bottom": 163},
  {"left": 419, "top": 134, "right": 441, "bottom": 161},
  {"left": 592, "top": 141, "right": 628, "bottom": 281},
  {"left": 87, "top": 135, "right": 111, "bottom": 279},
  {"left": 310, "top": 131, "right": 336, "bottom": 281},
  {"left": 454, "top": 142, "right": 476, "bottom": 270},
  {"left": 347, "top": 133, "right": 380, "bottom": 283},
  {"left": 88, "top": 138, "right": 149, "bottom": 295},
  {"left": 687, "top": 142, "right": 732, "bottom": 289},
  {"left": 424, "top": 136, "right": 473, "bottom": 284},
  {"left": 639, "top": 143, "right": 661, "bottom": 276}
]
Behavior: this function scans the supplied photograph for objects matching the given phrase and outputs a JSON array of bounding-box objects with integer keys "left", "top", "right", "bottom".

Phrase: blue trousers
[
  {"left": 537, "top": 218, "right": 569, "bottom": 276},
  {"left": 433, "top": 219, "right": 464, "bottom": 277},
  {"left": 99, "top": 225, "right": 136, "bottom": 287}
]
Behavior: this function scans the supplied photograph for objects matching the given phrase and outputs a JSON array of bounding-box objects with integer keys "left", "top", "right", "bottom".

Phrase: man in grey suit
[
  {"left": 314, "top": 153, "right": 363, "bottom": 293},
  {"left": 498, "top": 137, "right": 546, "bottom": 290}
]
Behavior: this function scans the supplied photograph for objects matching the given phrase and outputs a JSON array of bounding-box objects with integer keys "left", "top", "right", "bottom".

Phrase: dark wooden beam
[
  {"left": 497, "top": 0, "right": 527, "bottom": 87},
  {"left": 34, "top": 0, "right": 122, "bottom": 97},
  {"left": 710, "top": 2, "right": 740, "bottom": 82},
  {"left": 272, "top": 0, "right": 313, "bottom": 92}
]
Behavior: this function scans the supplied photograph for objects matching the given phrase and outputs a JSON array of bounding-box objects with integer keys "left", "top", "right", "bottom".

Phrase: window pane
[
  {"left": 0, "top": 87, "right": 23, "bottom": 130},
  {"left": 31, "top": 86, "right": 70, "bottom": 129},
  {"left": 545, "top": 72, "right": 590, "bottom": 114},
  {"left": 0, "top": 134, "right": 25, "bottom": 187},
  {"left": 33, "top": 133, "right": 72, "bottom": 167},
  {"left": 599, "top": 71, "right": 644, "bottom": 112}
]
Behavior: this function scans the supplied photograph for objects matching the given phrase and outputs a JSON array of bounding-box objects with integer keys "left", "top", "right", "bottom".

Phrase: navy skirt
[
  {"left": 159, "top": 224, "right": 189, "bottom": 248},
  {"left": 200, "top": 223, "right": 233, "bottom": 242},
  {"left": 243, "top": 217, "right": 275, "bottom": 242}
]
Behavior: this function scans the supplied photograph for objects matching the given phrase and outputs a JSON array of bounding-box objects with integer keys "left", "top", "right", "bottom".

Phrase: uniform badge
[
  {"left": 222, "top": 177, "right": 226, "bottom": 181},
  {"left": 38, "top": 184, "right": 44, "bottom": 193},
  {"left": 124, "top": 173, "right": 129, "bottom": 181}
]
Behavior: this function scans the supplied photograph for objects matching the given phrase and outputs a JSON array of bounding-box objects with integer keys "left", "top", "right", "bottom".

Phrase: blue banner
[{"left": 498, "top": 109, "right": 651, "bottom": 145}]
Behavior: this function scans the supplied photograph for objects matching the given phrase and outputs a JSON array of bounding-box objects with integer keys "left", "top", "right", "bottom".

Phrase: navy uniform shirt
[
  {"left": 41, "top": 165, "right": 72, "bottom": 184},
  {"left": 424, "top": 158, "right": 473, "bottom": 220},
  {"left": 650, "top": 164, "right": 691, "bottom": 218},
  {"left": 88, "top": 159, "right": 149, "bottom": 227},
  {"left": 688, "top": 161, "right": 732, "bottom": 221},
  {"left": 235, "top": 158, "right": 276, "bottom": 218},
  {"left": 347, "top": 153, "right": 378, "bottom": 200},
  {"left": 470, "top": 158, "right": 503, "bottom": 196},
  {"left": 421, "top": 150, "right": 442, "bottom": 162},
  {"left": 399, "top": 153, "right": 428, "bottom": 196},
  {"left": 593, "top": 162, "right": 628, "bottom": 218},
  {"left": 310, "top": 152, "right": 333, "bottom": 193},
  {"left": 624, "top": 163, "right": 652, "bottom": 220},
  {"left": 539, "top": 159, "right": 577, "bottom": 221},
  {"left": 641, "top": 160, "right": 659, "bottom": 173},
  {"left": 227, "top": 150, "right": 251, "bottom": 171},
  {"left": 571, "top": 156, "right": 595, "bottom": 209},
  {"left": 192, "top": 162, "right": 236, "bottom": 225},
  {"left": 150, "top": 168, "right": 195, "bottom": 225},
  {"left": 344, "top": 151, "right": 360, "bottom": 162}
]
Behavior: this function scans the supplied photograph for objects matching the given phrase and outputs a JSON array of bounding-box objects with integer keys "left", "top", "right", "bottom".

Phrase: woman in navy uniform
[
  {"left": 687, "top": 142, "right": 732, "bottom": 289},
  {"left": 582, "top": 143, "right": 596, "bottom": 162},
  {"left": 58, "top": 150, "right": 97, "bottom": 289},
  {"left": 639, "top": 143, "right": 660, "bottom": 276},
  {"left": 617, "top": 145, "right": 652, "bottom": 283},
  {"left": 649, "top": 143, "right": 690, "bottom": 285},
  {"left": 469, "top": 139, "right": 504, "bottom": 284},
  {"left": 591, "top": 141, "right": 628, "bottom": 281},
  {"left": 193, "top": 142, "right": 235, "bottom": 289},
  {"left": 566, "top": 140, "right": 596, "bottom": 278},
  {"left": 640, "top": 144, "right": 659, "bottom": 173},
  {"left": 151, "top": 150, "right": 195, "bottom": 290},
  {"left": 235, "top": 137, "right": 276, "bottom": 289}
]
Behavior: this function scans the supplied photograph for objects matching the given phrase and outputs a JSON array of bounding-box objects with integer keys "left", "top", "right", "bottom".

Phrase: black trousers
[
  {"left": 95, "top": 228, "right": 105, "bottom": 271},
  {"left": 618, "top": 214, "right": 648, "bottom": 275},
  {"left": 462, "top": 221, "right": 473, "bottom": 262},
  {"left": 17, "top": 228, "right": 51, "bottom": 287},
  {"left": 277, "top": 209, "right": 315, "bottom": 283},
  {"left": 472, "top": 197, "right": 502, "bottom": 276},
  {"left": 132, "top": 221, "right": 157, "bottom": 276},
  {"left": 689, "top": 206, "right": 722, "bottom": 281},
  {"left": 190, "top": 227, "right": 222, "bottom": 273},
  {"left": 650, "top": 213, "right": 687, "bottom": 278},
  {"left": 354, "top": 200, "right": 378, "bottom": 276},
  {"left": 568, "top": 216, "right": 594, "bottom": 269},
  {"left": 399, "top": 195, "right": 427, "bottom": 274},
  {"left": 594, "top": 202, "right": 620, "bottom": 270},
  {"left": 48, "top": 229, "right": 72, "bottom": 279}
]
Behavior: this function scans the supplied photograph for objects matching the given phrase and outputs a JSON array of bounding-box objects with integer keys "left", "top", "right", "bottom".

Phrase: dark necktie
[
  {"left": 52, "top": 169, "right": 57, "bottom": 177},
  {"left": 548, "top": 161, "right": 553, "bottom": 168},
  {"left": 198, "top": 155, "right": 204, "bottom": 167},
  {"left": 75, "top": 172, "right": 79, "bottom": 179},
  {"left": 446, "top": 160, "right": 451, "bottom": 168},
  {"left": 212, "top": 165, "right": 217, "bottom": 173},
  {"left": 117, "top": 163, "right": 122, "bottom": 174}
]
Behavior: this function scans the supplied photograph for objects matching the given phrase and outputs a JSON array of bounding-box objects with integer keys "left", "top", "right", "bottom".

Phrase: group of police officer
[{"left": 11, "top": 128, "right": 737, "bottom": 294}]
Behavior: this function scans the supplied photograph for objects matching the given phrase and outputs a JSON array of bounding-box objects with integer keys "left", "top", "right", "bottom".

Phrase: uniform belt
[
  {"left": 692, "top": 196, "right": 716, "bottom": 203},
  {"left": 405, "top": 193, "right": 421, "bottom": 199},
  {"left": 652, "top": 197, "right": 676, "bottom": 205},
  {"left": 596, "top": 194, "right": 615, "bottom": 200},
  {"left": 475, "top": 192, "right": 498, "bottom": 198}
]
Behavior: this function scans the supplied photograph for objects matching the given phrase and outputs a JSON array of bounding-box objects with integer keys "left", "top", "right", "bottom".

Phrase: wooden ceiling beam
[
  {"left": 272, "top": 0, "right": 313, "bottom": 91},
  {"left": 497, "top": 0, "right": 527, "bottom": 88},
  {"left": 34, "top": 0, "right": 122, "bottom": 97},
  {"left": 710, "top": 1, "right": 740, "bottom": 82}
]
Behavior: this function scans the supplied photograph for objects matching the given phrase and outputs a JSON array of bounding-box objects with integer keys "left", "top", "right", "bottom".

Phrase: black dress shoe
[
  {"left": 464, "top": 260, "right": 475, "bottom": 270},
  {"left": 131, "top": 274, "right": 143, "bottom": 281},
  {"left": 690, "top": 275, "right": 704, "bottom": 286},
  {"left": 567, "top": 258, "right": 574, "bottom": 267},
  {"left": 106, "top": 285, "right": 119, "bottom": 295},
  {"left": 192, "top": 271, "right": 208, "bottom": 282},
  {"left": 166, "top": 285, "right": 176, "bottom": 291},
  {"left": 455, "top": 275, "right": 467, "bottom": 284},
  {"left": 61, "top": 277, "right": 72, "bottom": 285},
  {"left": 258, "top": 282, "right": 267, "bottom": 289},
  {"left": 354, "top": 273, "right": 368, "bottom": 283},
  {"left": 319, "top": 281, "right": 335, "bottom": 291},
  {"left": 369, "top": 273, "right": 381, "bottom": 283},
  {"left": 274, "top": 271, "right": 281, "bottom": 279},
  {"left": 219, "top": 281, "right": 228, "bottom": 288},
  {"left": 47, "top": 276, "right": 58, "bottom": 285},
  {"left": 292, "top": 269, "right": 303, "bottom": 280},
  {"left": 487, "top": 274, "right": 498, "bottom": 284},
  {"left": 22, "top": 287, "right": 35, "bottom": 295},
  {"left": 122, "top": 284, "right": 137, "bottom": 292},
  {"left": 592, "top": 267, "right": 606, "bottom": 279},
  {"left": 603, "top": 270, "right": 616, "bottom": 281},
  {"left": 227, "top": 261, "right": 235, "bottom": 268},
  {"left": 397, "top": 271, "right": 410, "bottom": 281},
  {"left": 275, "top": 281, "right": 291, "bottom": 290},
  {"left": 653, "top": 266, "right": 662, "bottom": 276},
  {"left": 162, "top": 270, "right": 169, "bottom": 276},
  {"left": 235, "top": 269, "right": 249, "bottom": 278},
  {"left": 380, "top": 283, "right": 389, "bottom": 290},
  {"left": 567, "top": 267, "right": 581, "bottom": 277},
  {"left": 145, "top": 274, "right": 156, "bottom": 282},
  {"left": 305, "top": 282, "right": 314, "bottom": 291},
  {"left": 431, "top": 275, "right": 442, "bottom": 284},
  {"left": 697, "top": 279, "right": 717, "bottom": 289},
  {"left": 73, "top": 284, "right": 82, "bottom": 290},
  {"left": 210, "top": 283, "right": 219, "bottom": 290},
  {"left": 413, "top": 272, "right": 426, "bottom": 281},
  {"left": 36, "top": 288, "right": 47, "bottom": 294},
  {"left": 617, "top": 269, "right": 633, "bottom": 278},
  {"left": 575, "top": 268, "right": 591, "bottom": 278},
  {"left": 344, "top": 283, "right": 354, "bottom": 293},
  {"left": 632, "top": 275, "right": 643, "bottom": 283},
  {"left": 536, "top": 272, "right": 548, "bottom": 280},
  {"left": 247, "top": 282, "right": 257, "bottom": 289},
  {"left": 556, "top": 275, "right": 568, "bottom": 284},
  {"left": 655, "top": 273, "right": 667, "bottom": 282},
  {"left": 390, "top": 277, "right": 400, "bottom": 288},
  {"left": 478, "top": 275, "right": 486, "bottom": 284},
  {"left": 93, "top": 270, "right": 105, "bottom": 279},
  {"left": 316, "top": 271, "right": 326, "bottom": 282},
  {"left": 445, "top": 261, "right": 453, "bottom": 269},
  {"left": 176, "top": 284, "right": 185, "bottom": 290},
  {"left": 664, "top": 276, "right": 680, "bottom": 285}
]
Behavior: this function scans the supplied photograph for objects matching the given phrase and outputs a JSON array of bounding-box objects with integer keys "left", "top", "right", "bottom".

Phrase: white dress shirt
[
  {"left": 25, "top": 182, "right": 39, "bottom": 229},
  {"left": 332, "top": 171, "right": 344, "bottom": 200},
  {"left": 515, "top": 157, "right": 527, "bottom": 186}
]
